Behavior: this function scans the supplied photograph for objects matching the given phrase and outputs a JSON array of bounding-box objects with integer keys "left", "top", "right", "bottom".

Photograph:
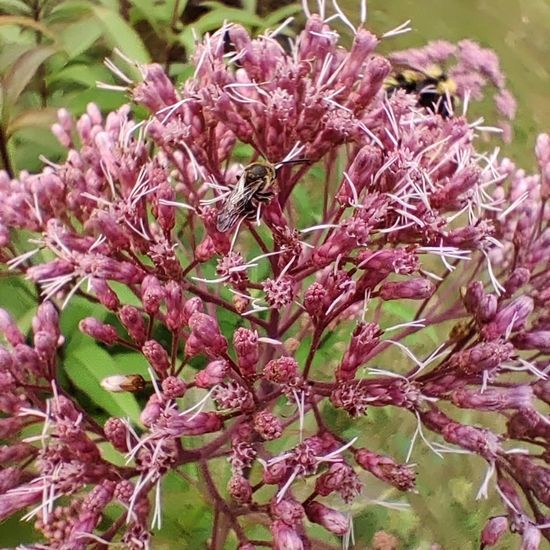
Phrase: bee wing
[{"left": 215, "top": 173, "right": 264, "bottom": 233}]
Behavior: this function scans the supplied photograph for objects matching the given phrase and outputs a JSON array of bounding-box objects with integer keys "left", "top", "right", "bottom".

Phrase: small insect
[
  {"left": 216, "top": 159, "right": 308, "bottom": 233},
  {"left": 385, "top": 65, "right": 458, "bottom": 118}
]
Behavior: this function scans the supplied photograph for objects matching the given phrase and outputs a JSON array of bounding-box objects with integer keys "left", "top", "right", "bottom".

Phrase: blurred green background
[{"left": 0, "top": 1, "right": 548, "bottom": 549}]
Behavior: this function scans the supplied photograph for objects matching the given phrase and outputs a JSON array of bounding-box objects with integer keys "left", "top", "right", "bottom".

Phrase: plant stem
[{"left": 0, "top": 126, "right": 13, "bottom": 177}]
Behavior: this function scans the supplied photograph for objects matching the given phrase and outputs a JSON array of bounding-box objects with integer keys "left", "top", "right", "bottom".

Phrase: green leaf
[
  {"left": 64, "top": 87, "right": 127, "bottom": 114},
  {"left": 186, "top": 6, "right": 264, "bottom": 33},
  {"left": 127, "top": 0, "right": 165, "bottom": 33},
  {"left": 0, "top": 276, "right": 36, "bottom": 335},
  {"left": 0, "top": 43, "right": 34, "bottom": 73},
  {"left": 240, "top": 0, "right": 257, "bottom": 13},
  {"left": 0, "top": 0, "right": 32, "bottom": 16},
  {"left": 58, "top": 15, "right": 103, "bottom": 59},
  {"left": 46, "top": 0, "right": 92, "bottom": 21},
  {"left": 47, "top": 63, "right": 112, "bottom": 89},
  {"left": 0, "top": 15, "right": 57, "bottom": 40},
  {"left": 64, "top": 344, "right": 142, "bottom": 423},
  {"left": 2, "top": 45, "right": 58, "bottom": 111},
  {"left": 263, "top": 4, "right": 303, "bottom": 28},
  {"left": 90, "top": 5, "right": 151, "bottom": 63},
  {"left": 6, "top": 107, "right": 57, "bottom": 136}
]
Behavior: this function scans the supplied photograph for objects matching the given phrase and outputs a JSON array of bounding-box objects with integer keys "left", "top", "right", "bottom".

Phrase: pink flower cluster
[{"left": 0, "top": 2, "right": 548, "bottom": 549}]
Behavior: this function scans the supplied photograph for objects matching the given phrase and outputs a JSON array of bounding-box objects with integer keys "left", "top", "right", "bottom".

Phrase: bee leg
[{"left": 254, "top": 191, "right": 275, "bottom": 203}]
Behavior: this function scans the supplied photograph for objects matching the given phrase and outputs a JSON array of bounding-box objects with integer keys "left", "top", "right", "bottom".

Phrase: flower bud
[
  {"left": 379, "top": 278, "right": 435, "bottom": 300},
  {"left": 32, "top": 301, "right": 59, "bottom": 337},
  {"left": 513, "top": 331, "right": 550, "bottom": 353},
  {"left": 504, "top": 267, "right": 530, "bottom": 296},
  {"left": 304, "top": 282, "right": 328, "bottom": 318},
  {"left": 482, "top": 296, "right": 534, "bottom": 340},
  {"left": 0, "top": 309, "right": 25, "bottom": 346},
  {"left": 233, "top": 328, "right": 259, "bottom": 378},
  {"left": 162, "top": 411, "right": 222, "bottom": 437},
  {"left": 141, "top": 275, "right": 164, "bottom": 315},
  {"left": 140, "top": 394, "right": 163, "bottom": 427},
  {"left": 480, "top": 516, "right": 508, "bottom": 548},
  {"left": 195, "top": 236, "right": 217, "bottom": 262},
  {"left": 271, "top": 520, "right": 304, "bottom": 550},
  {"left": 90, "top": 279, "right": 120, "bottom": 311},
  {"left": 253, "top": 411, "right": 283, "bottom": 440},
  {"left": 441, "top": 422, "right": 500, "bottom": 460},
  {"left": 337, "top": 322, "right": 380, "bottom": 381},
  {"left": 185, "top": 312, "right": 227, "bottom": 357},
  {"left": 104, "top": 417, "right": 129, "bottom": 452},
  {"left": 182, "top": 297, "right": 204, "bottom": 325},
  {"left": 304, "top": 501, "right": 349, "bottom": 535},
  {"left": 270, "top": 497, "right": 304, "bottom": 526},
  {"left": 463, "top": 281, "right": 497, "bottom": 323},
  {"left": 263, "top": 460, "right": 289, "bottom": 485},
  {"left": 114, "top": 480, "right": 134, "bottom": 503},
  {"left": 118, "top": 305, "right": 147, "bottom": 345},
  {"left": 263, "top": 277, "right": 294, "bottom": 309},
  {"left": 263, "top": 357, "right": 298, "bottom": 383},
  {"left": 449, "top": 341, "right": 514, "bottom": 374},
  {"left": 161, "top": 376, "right": 186, "bottom": 398},
  {"left": 451, "top": 386, "right": 532, "bottom": 411},
  {"left": 521, "top": 526, "right": 541, "bottom": 550},
  {"left": 100, "top": 374, "right": 145, "bottom": 393},
  {"left": 194, "top": 359, "right": 228, "bottom": 388},
  {"left": 164, "top": 281, "right": 184, "bottom": 331},
  {"left": 228, "top": 475, "right": 252, "bottom": 504},
  {"left": 79, "top": 318, "right": 118, "bottom": 345},
  {"left": 355, "top": 449, "right": 416, "bottom": 491},
  {"left": 142, "top": 340, "right": 170, "bottom": 374}
]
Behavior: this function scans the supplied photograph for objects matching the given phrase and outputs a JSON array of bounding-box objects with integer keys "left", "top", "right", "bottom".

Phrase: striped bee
[
  {"left": 216, "top": 159, "right": 308, "bottom": 233},
  {"left": 385, "top": 65, "right": 458, "bottom": 118}
]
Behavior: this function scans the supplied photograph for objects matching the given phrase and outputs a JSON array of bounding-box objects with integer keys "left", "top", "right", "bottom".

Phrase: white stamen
[
  {"left": 497, "top": 191, "right": 529, "bottom": 220},
  {"left": 152, "top": 479, "right": 162, "bottom": 529},
  {"left": 476, "top": 461, "right": 495, "bottom": 500},
  {"left": 103, "top": 58, "right": 133, "bottom": 84},
  {"left": 384, "top": 319, "right": 426, "bottom": 332},
  {"left": 360, "top": 0, "right": 368, "bottom": 24},
  {"left": 300, "top": 223, "right": 340, "bottom": 234},
  {"left": 318, "top": 436, "right": 358, "bottom": 462},
  {"left": 7, "top": 248, "right": 41, "bottom": 270},
  {"left": 331, "top": 0, "right": 356, "bottom": 34},
  {"left": 382, "top": 20, "right": 412, "bottom": 38},
  {"left": 158, "top": 199, "right": 196, "bottom": 211},
  {"left": 276, "top": 468, "right": 299, "bottom": 503},
  {"left": 257, "top": 337, "right": 282, "bottom": 346},
  {"left": 357, "top": 122, "right": 384, "bottom": 149}
]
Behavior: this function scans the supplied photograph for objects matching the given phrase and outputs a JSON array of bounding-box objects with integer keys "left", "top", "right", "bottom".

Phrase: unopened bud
[
  {"left": 118, "top": 305, "right": 147, "bottom": 344},
  {"left": 480, "top": 516, "right": 508, "bottom": 548},
  {"left": 100, "top": 374, "right": 146, "bottom": 393},
  {"left": 194, "top": 359, "right": 228, "bottom": 388},
  {"left": 142, "top": 340, "right": 171, "bottom": 374},
  {"left": 271, "top": 520, "right": 304, "bottom": 550},
  {"left": 513, "top": 331, "right": 550, "bottom": 353},
  {"left": 379, "top": 278, "right": 435, "bottom": 300},
  {"left": 304, "top": 501, "right": 350, "bottom": 535},
  {"left": 79, "top": 318, "right": 118, "bottom": 345},
  {"left": 521, "top": 526, "right": 541, "bottom": 550}
]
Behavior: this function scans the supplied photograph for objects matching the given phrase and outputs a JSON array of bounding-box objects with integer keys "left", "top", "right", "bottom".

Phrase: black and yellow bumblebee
[
  {"left": 216, "top": 162, "right": 277, "bottom": 232},
  {"left": 216, "top": 158, "right": 309, "bottom": 233},
  {"left": 384, "top": 65, "right": 458, "bottom": 118}
]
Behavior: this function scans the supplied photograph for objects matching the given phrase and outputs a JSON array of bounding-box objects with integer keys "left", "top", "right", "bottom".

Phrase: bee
[
  {"left": 384, "top": 65, "right": 458, "bottom": 118},
  {"left": 216, "top": 159, "right": 308, "bottom": 233}
]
